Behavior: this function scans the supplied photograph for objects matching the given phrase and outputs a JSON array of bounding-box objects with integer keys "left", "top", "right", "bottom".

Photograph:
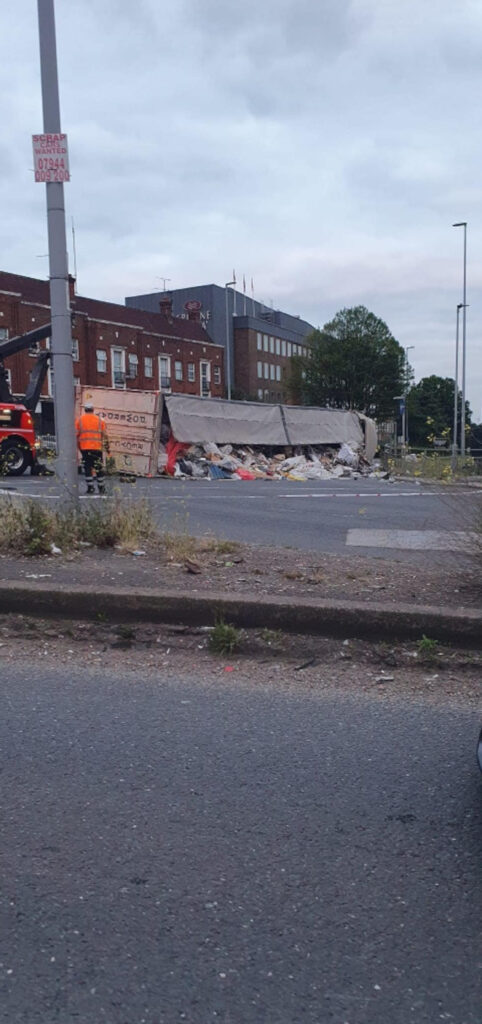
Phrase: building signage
[
  {"left": 184, "top": 300, "right": 202, "bottom": 312},
  {"left": 32, "top": 133, "right": 70, "bottom": 182}
]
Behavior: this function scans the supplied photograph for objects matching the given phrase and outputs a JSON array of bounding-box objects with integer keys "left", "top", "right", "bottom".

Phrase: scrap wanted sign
[{"left": 32, "top": 134, "right": 70, "bottom": 182}]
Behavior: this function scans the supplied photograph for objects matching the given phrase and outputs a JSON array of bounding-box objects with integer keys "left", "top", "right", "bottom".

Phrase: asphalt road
[
  {"left": 1, "top": 660, "right": 482, "bottom": 1023},
  {"left": 3, "top": 475, "right": 480, "bottom": 561}
]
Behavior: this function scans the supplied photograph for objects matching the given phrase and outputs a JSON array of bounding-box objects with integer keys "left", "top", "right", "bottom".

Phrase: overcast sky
[{"left": 1, "top": 0, "right": 481, "bottom": 417}]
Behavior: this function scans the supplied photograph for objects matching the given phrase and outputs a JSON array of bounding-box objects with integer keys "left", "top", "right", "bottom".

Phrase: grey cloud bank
[{"left": 1, "top": 0, "right": 481, "bottom": 417}]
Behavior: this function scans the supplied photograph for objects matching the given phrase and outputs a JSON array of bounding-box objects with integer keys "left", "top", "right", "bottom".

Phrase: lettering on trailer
[{"left": 32, "top": 133, "right": 70, "bottom": 183}]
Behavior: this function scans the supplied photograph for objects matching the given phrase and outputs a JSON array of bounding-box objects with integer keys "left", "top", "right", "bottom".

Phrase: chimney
[
  {"left": 188, "top": 308, "right": 201, "bottom": 322},
  {"left": 159, "top": 294, "right": 173, "bottom": 319},
  {"left": 68, "top": 274, "right": 76, "bottom": 302}
]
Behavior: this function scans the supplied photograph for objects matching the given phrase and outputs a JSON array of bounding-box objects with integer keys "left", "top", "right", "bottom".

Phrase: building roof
[{"left": 0, "top": 271, "right": 218, "bottom": 346}]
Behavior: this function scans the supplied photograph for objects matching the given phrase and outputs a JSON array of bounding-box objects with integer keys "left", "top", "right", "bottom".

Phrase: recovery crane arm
[{"left": 0, "top": 323, "right": 52, "bottom": 410}]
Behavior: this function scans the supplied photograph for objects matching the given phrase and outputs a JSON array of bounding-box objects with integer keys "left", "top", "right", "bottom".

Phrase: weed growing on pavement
[
  {"left": 417, "top": 635, "right": 439, "bottom": 662},
  {"left": 208, "top": 619, "right": 242, "bottom": 655},
  {"left": 0, "top": 497, "right": 159, "bottom": 556},
  {"left": 261, "top": 628, "right": 283, "bottom": 646}
]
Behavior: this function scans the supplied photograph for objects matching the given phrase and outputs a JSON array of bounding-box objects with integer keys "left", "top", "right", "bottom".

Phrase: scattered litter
[
  {"left": 295, "top": 656, "right": 318, "bottom": 671},
  {"left": 50, "top": 544, "right": 62, "bottom": 555},
  {"left": 25, "top": 573, "right": 52, "bottom": 579},
  {"left": 224, "top": 666, "right": 235, "bottom": 672},
  {"left": 375, "top": 674, "right": 395, "bottom": 682},
  {"left": 185, "top": 558, "right": 202, "bottom": 574},
  {"left": 132, "top": 550, "right": 146, "bottom": 557},
  {"left": 160, "top": 438, "right": 382, "bottom": 482}
]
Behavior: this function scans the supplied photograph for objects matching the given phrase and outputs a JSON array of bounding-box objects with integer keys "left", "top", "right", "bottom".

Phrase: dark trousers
[{"left": 81, "top": 449, "right": 105, "bottom": 491}]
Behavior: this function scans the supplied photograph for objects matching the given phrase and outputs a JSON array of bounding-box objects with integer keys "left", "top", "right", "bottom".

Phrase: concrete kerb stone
[{"left": 0, "top": 582, "right": 481, "bottom": 648}]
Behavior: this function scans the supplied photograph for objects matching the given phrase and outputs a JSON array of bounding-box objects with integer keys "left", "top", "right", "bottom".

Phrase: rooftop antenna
[{"left": 156, "top": 277, "right": 171, "bottom": 292}]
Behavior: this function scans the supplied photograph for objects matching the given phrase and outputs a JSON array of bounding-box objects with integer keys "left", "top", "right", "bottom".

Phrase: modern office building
[{"left": 126, "top": 284, "right": 316, "bottom": 401}]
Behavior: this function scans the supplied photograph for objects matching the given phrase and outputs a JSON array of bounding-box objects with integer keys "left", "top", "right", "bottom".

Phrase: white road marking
[{"left": 346, "top": 528, "right": 476, "bottom": 550}]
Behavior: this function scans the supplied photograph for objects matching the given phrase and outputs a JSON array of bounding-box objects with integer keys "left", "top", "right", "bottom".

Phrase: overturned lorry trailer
[
  {"left": 162, "top": 394, "right": 378, "bottom": 462},
  {"left": 75, "top": 387, "right": 377, "bottom": 477}
]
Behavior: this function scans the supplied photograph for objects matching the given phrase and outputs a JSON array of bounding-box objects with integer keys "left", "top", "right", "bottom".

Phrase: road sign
[{"left": 32, "top": 133, "right": 70, "bottom": 182}]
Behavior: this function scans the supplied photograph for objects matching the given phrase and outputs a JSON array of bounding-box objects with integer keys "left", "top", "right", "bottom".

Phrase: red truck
[
  {"left": 0, "top": 323, "right": 51, "bottom": 475},
  {"left": 0, "top": 402, "right": 39, "bottom": 475}
]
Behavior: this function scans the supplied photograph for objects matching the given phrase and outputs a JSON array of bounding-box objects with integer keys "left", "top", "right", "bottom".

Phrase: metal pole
[
  {"left": 453, "top": 222, "right": 467, "bottom": 456},
  {"left": 453, "top": 304, "right": 461, "bottom": 461},
  {"left": 404, "top": 345, "right": 414, "bottom": 446},
  {"left": 224, "top": 280, "right": 235, "bottom": 400},
  {"left": 461, "top": 224, "right": 467, "bottom": 456},
  {"left": 37, "top": 0, "right": 77, "bottom": 501}
]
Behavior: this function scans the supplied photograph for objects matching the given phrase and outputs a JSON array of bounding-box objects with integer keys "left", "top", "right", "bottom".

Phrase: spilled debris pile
[{"left": 160, "top": 439, "right": 389, "bottom": 481}]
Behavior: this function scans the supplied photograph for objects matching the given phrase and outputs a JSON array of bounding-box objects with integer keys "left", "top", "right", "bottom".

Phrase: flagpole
[{"left": 232, "top": 269, "right": 237, "bottom": 316}]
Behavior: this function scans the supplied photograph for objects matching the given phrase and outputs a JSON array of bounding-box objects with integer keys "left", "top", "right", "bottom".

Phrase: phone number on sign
[{"left": 35, "top": 169, "right": 71, "bottom": 182}]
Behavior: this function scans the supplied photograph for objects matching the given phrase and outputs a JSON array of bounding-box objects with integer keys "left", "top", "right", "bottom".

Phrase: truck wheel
[{"left": 0, "top": 441, "right": 31, "bottom": 476}]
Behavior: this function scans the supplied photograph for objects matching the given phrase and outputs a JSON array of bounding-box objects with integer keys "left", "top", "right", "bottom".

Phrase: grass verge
[{"left": 0, "top": 497, "right": 159, "bottom": 556}]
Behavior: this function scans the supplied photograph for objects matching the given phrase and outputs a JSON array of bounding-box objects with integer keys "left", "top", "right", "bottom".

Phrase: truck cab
[{"left": 0, "top": 402, "right": 39, "bottom": 475}]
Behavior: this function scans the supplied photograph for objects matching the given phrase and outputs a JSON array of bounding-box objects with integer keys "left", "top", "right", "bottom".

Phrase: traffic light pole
[{"left": 37, "top": 0, "right": 78, "bottom": 501}]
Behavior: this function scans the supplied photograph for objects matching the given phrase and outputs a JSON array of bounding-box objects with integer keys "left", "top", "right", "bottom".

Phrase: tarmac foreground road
[{"left": 1, "top": 659, "right": 482, "bottom": 1024}]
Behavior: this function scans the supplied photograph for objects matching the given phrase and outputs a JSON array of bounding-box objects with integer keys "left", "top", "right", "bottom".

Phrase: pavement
[
  {"left": 2, "top": 475, "right": 481, "bottom": 563},
  {"left": 1, "top": 656, "right": 482, "bottom": 1024}
]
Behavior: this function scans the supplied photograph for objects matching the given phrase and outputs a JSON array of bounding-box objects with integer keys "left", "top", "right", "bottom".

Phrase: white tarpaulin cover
[
  {"left": 164, "top": 394, "right": 376, "bottom": 455},
  {"left": 281, "top": 406, "right": 364, "bottom": 448},
  {"left": 164, "top": 395, "right": 287, "bottom": 445}
]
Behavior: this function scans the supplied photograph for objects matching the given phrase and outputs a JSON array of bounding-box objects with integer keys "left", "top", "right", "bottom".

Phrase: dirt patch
[
  {"left": 1, "top": 614, "right": 481, "bottom": 708},
  {"left": 0, "top": 538, "right": 480, "bottom": 610}
]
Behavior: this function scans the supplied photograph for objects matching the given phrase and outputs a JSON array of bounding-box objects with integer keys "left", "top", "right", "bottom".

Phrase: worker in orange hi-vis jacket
[{"left": 75, "top": 400, "right": 110, "bottom": 495}]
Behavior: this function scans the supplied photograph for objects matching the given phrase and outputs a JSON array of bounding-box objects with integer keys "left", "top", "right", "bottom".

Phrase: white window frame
[
  {"left": 200, "top": 360, "right": 211, "bottom": 397},
  {"left": 96, "top": 348, "right": 107, "bottom": 374},
  {"left": 264, "top": 363, "right": 269, "bottom": 379},
  {"left": 188, "top": 362, "right": 195, "bottom": 383},
  {"left": 128, "top": 353, "right": 138, "bottom": 378},
  {"left": 281, "top": 340, "right": 287, "bottom": 357},
  {"left": 257, "top": 333, "right": 262, "bottom": 351},
  {"left": 275, "top": 338, "right": 280, "bottom": 355},
  {"left": 276, "top": 365, "right": 281, "bottom": 381},
  {"left": 270, "top": 364, "right": 275, "bottom": 380},
  {"left": 111, "top": 347, "right": 126, "bottom": 389},
  {"left": 257, "top": 361, "right": 263, "bottom": 378},
  {"left": 263, "top": 335, "right": 269, "bottom": 352},
  {"left": 213, "top": 365, "right": 221, "bottom": 385},
  {"left": 174, "top": 360, "right": 183, "bottom": 382},
  {"left": 159, "top": 355, "right": 171, "bottom": 391},
  {"left": 257, "top": 388, "right": 263, "bottom": 400},
  {"left": 72, "top": 338, "right": 79, "bottom": 361},
  {"left": 144, "top": 356, "right": 153, "bottom": 378},
  {"left": 0, "top": 327, "right": 8, "bottom": 341},
  {"left": 269, "top": 337, "right": 275, "bottom": 354}
]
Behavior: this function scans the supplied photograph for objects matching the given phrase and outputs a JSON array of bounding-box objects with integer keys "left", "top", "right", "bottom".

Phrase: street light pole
[
  {"left": 452, "top": 302, "right": 468, "bottom": 462},
  {"left": 453, "top": 222, "right": 467, "bottom": 455},
  {"left": 404, "top": 345, "right": 414, "bottom": 446},
  {"left": 37, "top": 0, "right": 77, "bottom": 501},
  {"left": 225, "top": 280, "right": 235, "bottom": 400}
]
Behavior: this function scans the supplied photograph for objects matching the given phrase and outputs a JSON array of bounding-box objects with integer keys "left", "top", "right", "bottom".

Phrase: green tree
[
  {"left": 287, "top": 306, "right": 406, "bottom": 419},
  {"left": 406, "top": 375, "right": 472, "bottom": 448}
]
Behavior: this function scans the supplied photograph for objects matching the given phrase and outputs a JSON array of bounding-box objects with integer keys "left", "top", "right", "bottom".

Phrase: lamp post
[
  {"left": 452, "top": 302, "right": 469, "bottom": 463},
  {"left": 453, "top": 222, "right": 467, "bottom": 455},
  {"left": 224, "top": 280, "right": 235, "bottom": 400},
  {"left": 404, "top": 345, "right": 414, "bottom": 446},
  {"left": 37, "top": 0, "right": 77, "bottom": 501}
]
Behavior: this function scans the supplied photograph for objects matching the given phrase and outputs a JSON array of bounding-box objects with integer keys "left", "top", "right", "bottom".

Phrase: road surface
[
  {"left": 2, "top": 475, "right": 480, "bottom": 561},
  {"left": 1, "top": 657, "right": 481, "bottom": 1023}
]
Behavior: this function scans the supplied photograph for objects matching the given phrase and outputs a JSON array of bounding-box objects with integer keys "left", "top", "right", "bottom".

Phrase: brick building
[
  {"left": 0, "top": 271, "right": 224, "bottom": 430},
  {"left": 126, "top": 283, "right": 316, "bottom": 401}
]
